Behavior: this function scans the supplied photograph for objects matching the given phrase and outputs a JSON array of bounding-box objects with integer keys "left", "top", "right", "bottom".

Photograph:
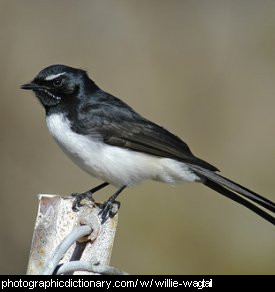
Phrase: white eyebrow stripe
[{"left": 45, "top": 72, "right": 65, "bottom": 81}]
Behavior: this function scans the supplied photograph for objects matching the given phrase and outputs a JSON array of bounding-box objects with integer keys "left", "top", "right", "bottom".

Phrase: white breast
[{"left": 46, "top": 113, "right": 199, "bottom": 187}]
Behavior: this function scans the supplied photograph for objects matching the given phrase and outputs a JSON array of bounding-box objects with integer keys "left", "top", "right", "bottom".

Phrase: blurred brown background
[{"left": 1, "top": 0, "right": 275, "bottom": 274}]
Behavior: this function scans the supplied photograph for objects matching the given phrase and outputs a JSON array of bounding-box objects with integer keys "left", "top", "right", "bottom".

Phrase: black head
[{"left": 21, "top": 64, "right": 97, "bottom": 109}]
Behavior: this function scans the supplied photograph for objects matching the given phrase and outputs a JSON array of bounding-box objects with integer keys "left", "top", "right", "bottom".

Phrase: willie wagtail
[{"left": 21, "top": 64, "right": 275, "bottom": 224}]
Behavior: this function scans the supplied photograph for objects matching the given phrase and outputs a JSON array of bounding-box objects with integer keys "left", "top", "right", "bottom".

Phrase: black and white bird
[{"left": 21, "top": 64, "right": 275, "bottom": 224}]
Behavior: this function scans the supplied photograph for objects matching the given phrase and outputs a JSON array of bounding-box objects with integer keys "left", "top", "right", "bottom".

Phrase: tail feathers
[
  {"left": 213, "top": 173, "right": 275, "bottom": 212},
  {"left": 204, "top": 179, "right": 275, "bottom": 225},
  {"left": 187, "top": 164, "right": 275, "bottom": 225}
]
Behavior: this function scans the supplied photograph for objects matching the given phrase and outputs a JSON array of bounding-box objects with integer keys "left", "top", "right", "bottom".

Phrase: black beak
[{"left": 21, "top": 83, "right": 41, "bottom": 90}]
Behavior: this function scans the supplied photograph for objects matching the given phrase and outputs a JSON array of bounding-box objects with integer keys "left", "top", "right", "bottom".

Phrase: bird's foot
[
  {"left": 72, "top": 191, "right": 95, "bottom": 211},
  {"left": 98, "top": 199, "right": 121, "bottom": 224}
]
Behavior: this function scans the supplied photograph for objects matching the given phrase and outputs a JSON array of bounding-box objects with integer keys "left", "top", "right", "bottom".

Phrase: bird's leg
[
  {"left": 72, "top": 182, "right": 109, "bottom": 211},
  {"left": 98, "top": 186, "right": 126, "bottom": 224}
]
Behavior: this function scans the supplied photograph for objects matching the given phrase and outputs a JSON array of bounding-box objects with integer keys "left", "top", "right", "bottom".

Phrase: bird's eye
[{"left": 53, "top": 77, "right": 63, "bottom": 87}]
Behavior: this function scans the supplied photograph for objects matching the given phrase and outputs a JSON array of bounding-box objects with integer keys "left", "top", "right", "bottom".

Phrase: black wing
[
  {"left": 75, "top": 92, "right": 218, "bottom": 172},
  {"left": 74, "top": 91, "right": 275, "bottom": 224}
]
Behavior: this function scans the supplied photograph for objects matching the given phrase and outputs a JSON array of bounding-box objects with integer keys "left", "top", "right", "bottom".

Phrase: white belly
[{"left": 46, "top": 113, "right": 199, "bottom": 187}]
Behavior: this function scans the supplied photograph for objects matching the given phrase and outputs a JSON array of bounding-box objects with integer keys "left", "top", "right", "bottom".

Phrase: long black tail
[{"left": 187, "top": 164, "right": 275, "bottom": 225}]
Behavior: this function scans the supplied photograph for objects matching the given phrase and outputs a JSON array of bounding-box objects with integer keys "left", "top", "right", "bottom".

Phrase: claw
[
  {"left": 98, "top": 200, "right": 121, "bottom": 224},
  {"left": 71, "top": 191, "right": 94, "bottom": 212},
  {"left": 71, "top": 184, "right": 125, "bottom": 223}
]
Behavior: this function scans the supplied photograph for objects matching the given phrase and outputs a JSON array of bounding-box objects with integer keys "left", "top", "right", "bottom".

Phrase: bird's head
[{"left": 21, "top": 64, "right": 96, "bottom": 109}]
